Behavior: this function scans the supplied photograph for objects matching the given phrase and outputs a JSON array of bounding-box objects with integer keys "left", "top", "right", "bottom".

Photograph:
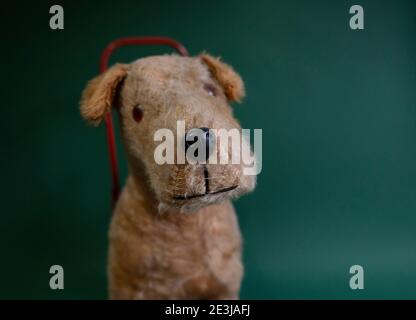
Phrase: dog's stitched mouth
[
  {"left": 173, "top": 166, "right": 238, "bottom": 201},
  {"left": 173, "top": 185, "right": 238, "bottom": 201}
]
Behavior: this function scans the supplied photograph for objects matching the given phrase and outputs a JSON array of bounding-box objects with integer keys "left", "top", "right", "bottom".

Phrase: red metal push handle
[{"left": 99, "top": 37, "right": 189, "bottom": 207}]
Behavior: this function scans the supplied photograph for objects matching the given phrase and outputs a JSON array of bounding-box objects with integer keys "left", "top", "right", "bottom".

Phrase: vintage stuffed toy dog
[{"left": 80, "top": 53, "right": 256, "bottom": 299}]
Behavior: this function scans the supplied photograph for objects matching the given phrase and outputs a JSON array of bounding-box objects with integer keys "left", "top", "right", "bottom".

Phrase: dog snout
[{"left": 184, "top": 127, "right": 215, "bottom": 162}]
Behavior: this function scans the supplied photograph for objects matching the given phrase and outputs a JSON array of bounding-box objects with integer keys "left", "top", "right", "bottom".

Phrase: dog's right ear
[{"left": 80, "top": 63, "right": 128, "bottom": 126}]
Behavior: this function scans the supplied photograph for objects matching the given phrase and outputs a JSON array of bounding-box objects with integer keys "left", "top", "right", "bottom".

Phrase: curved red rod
[{"left": 99, "top": 37, "right": 189, "bottom": 207}]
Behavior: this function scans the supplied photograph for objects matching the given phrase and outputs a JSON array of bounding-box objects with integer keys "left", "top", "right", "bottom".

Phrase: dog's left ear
[
  {"left": 80, "top": 63, "right": 128, "bottom": 126},
  {"left": 200, "top": 54, "right": 245, "bottom": 103}
]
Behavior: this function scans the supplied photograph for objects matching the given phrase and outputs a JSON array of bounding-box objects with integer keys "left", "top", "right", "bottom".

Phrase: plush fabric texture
[{"left": 80, "top": 54, "right": 256, "bottom": 299}]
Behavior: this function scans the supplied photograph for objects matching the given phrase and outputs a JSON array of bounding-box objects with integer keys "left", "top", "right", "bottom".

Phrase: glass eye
[
  {"left": 132, "top": 105, "right": 143, "bottom": 122},
  {"left": 203, "top": 83, "right": 217, "bottom": 97}
]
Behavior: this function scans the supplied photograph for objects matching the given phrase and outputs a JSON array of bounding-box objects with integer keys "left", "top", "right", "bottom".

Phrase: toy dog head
[{"left": 80, "top": 54, "right": 256, "bottom": 212}]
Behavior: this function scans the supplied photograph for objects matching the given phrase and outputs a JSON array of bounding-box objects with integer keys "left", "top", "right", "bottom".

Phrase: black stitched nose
[{"left": 185, "top": 127, "right": 214, "bottom": 162}]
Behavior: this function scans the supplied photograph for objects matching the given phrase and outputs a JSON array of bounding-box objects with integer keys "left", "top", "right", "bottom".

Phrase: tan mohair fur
[
  {"left": 80, "top": 53, "right": 256, "bottom": 299},
  {"left": 80, "top": 63, "right": 128, "bottom": 126},
  {"left": 200, "top": 54, "right": 245, "bottom": 102}
]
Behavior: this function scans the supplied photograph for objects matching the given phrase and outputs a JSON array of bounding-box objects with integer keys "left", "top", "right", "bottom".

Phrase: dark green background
[{"left": 1, "top": 0, "right": 415, "bottom": 299}]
